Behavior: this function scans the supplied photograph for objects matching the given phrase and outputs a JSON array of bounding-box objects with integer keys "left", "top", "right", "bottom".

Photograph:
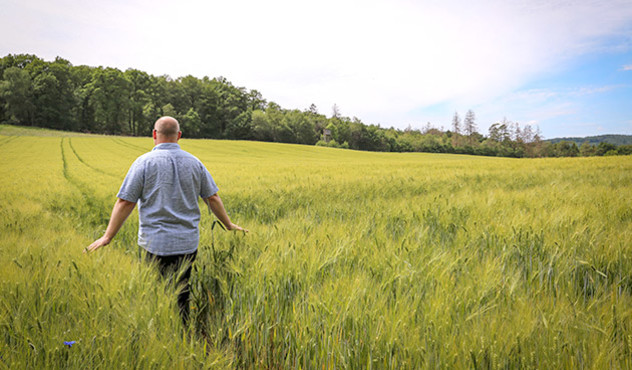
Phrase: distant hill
[{"left": 546, "top": 134, "right": 632, "bottom": 146}]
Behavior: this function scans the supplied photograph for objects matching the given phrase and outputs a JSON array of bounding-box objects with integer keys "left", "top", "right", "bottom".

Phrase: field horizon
[{"left": 1, "top": 125, "right": 631, "bottom": 368}]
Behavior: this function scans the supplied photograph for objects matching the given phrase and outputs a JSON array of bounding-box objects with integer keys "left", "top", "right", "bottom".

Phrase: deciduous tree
[{"left": 0, "top": 67, "right": 34, "bottom": 125}]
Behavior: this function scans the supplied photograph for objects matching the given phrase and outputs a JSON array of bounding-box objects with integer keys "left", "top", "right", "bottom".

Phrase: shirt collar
[{"left": 152, "top": 143, "right": 181, "bottom": 151}]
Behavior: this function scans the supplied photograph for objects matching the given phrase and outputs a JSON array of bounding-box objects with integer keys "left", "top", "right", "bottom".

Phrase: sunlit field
[{"left": 1, "top": 125, "right": 631, "bottom": 368}]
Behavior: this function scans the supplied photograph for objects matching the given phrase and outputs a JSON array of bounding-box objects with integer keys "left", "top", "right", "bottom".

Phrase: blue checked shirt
[{"left": 117, "top": 143, "right": 219, "bottom": 256}]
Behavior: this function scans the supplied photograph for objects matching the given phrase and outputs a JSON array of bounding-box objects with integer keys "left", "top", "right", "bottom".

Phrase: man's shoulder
[
  {"left": 177, "top": 148, "right": 198, "bottom": 158},
  {"left": 132, "top": 150, "right": 156, "bottom": 164},
  {"left": 170, "top": 148, "right": 203, "bottom": 164},
  {"left": 148, "top": 148, "right": 205, "bottom": 166}
]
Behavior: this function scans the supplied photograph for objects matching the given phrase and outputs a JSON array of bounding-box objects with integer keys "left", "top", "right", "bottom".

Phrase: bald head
[{"left": 153, "top": 116, "right": 181, "bottom": 143}]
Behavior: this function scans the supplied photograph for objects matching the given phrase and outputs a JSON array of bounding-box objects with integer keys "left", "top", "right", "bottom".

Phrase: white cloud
[
  {"left": 472, "top": 82, "right": 632, "bottom": 137},
  {"left": 623, "top": 64, "right": 632, "bottom": 71},
  {"left": 1, "top": 0, "right": 632, "bottom": 130},
  {"left": 571, "top": 85, "right": 626, "bottom": 96}
]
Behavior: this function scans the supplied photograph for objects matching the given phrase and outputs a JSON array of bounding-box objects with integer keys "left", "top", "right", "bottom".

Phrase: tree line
[{"left": 1, "top": 54, "right": 630, "bottom": 158}]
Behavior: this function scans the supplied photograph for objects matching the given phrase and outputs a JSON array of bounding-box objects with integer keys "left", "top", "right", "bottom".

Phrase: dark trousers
[{"left": 144, "top": 250, "right": 197, "bottom": 326}]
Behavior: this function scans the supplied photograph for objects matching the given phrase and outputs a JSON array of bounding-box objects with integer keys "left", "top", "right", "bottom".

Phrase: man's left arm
[
  {"left": 85, "top": 198, "right": 137, "bottom": 252},
  {"left": 204, "top": 194, "right": 247, "bottom": 232}
]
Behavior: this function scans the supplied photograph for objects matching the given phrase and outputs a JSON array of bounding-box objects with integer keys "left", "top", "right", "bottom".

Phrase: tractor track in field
[
  {"left": 67, "top": 138, "right": 118, "bottom": 177},
  {"left": 0, "top": 135, "right": 19, "bottom": 147},
  {"left": 111, "top": 137, "right": 148, "bottom": 153},
  {"left": 60, "top": 137, "right": 70, "bottom": 181},
  {"left": 59, "top": 137, "right": 105, "bottom": 207}
]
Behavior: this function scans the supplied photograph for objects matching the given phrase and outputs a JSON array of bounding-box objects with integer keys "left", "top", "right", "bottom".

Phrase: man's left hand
[{"left": 227, "top": 223, "right": 248, "bottom": 233}]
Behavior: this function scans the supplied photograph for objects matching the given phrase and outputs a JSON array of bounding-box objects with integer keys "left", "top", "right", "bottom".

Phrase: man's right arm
[
  {"left": 85, "top": 198, "right": 137, "bottom": 252},
  {"left": 204, "top": 194, "right": 247, "bottom": 232}
]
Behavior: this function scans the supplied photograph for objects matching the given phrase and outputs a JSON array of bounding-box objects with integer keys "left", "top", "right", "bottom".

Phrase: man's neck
[{"left": 154, "top": 138, "right": 179, "bottom": 146}]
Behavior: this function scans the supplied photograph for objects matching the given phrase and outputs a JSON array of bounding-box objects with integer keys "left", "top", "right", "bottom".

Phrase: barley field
[{"left": 1, "top": 124, "right": 631, "bottom": 369}]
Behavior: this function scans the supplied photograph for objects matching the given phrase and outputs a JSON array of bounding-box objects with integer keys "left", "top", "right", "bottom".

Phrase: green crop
[{"left": 1, "top": 125, "right": 631, "bottom": 368}]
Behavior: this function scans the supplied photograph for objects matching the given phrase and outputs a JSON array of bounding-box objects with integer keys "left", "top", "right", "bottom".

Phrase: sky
[{"left": 1, "top": 0, "right": 631, "bottom": 139}]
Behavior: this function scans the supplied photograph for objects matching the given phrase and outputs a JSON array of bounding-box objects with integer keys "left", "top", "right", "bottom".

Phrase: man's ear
[
  {"left": 177, "top": 131, "right": 182, "bottom": 141},
  {"left": 152, "top": 129, "right": 157, "bottom": 140}
]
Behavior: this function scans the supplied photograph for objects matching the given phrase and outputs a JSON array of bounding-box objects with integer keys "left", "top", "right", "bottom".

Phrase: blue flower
[{"left": 63, "top": 341, "right": 76, "bottom": 347}]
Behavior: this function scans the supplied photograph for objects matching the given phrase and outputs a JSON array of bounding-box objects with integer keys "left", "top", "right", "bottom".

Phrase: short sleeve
[
  {"left": 199, "top": 163, "right": 219, "bottom": 198},
  {"left": 117, "top": 158, "right": 144, "bottom": 202}
]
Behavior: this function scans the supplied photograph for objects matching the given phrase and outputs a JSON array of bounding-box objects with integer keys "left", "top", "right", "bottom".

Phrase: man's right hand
[
  {"left": 85, "top": 236, "right": 111, "bottom": 253},
  {"left": 85, "top": 198, "right": 136, "bottom": 254}
]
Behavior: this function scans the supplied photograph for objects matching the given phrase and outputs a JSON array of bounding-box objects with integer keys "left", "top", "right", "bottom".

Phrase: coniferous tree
[
  {"left": 451, "top": 111, "right": 461, "bottom": 134},
  {"left": 331, "top": 104, "right": 341, "bottom": 118},
  {"left": 463, "top": 109, "right": 477, "bottom": 137}
]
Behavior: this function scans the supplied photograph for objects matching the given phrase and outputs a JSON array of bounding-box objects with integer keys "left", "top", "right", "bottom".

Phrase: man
[{"left": 86, "top": 116, "right": 246, "bottom": 325}]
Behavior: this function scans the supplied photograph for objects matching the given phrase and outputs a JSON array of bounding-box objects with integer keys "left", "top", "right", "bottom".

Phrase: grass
[{"left": 1, "top": 127, "right": 631, "bottom": 368}]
